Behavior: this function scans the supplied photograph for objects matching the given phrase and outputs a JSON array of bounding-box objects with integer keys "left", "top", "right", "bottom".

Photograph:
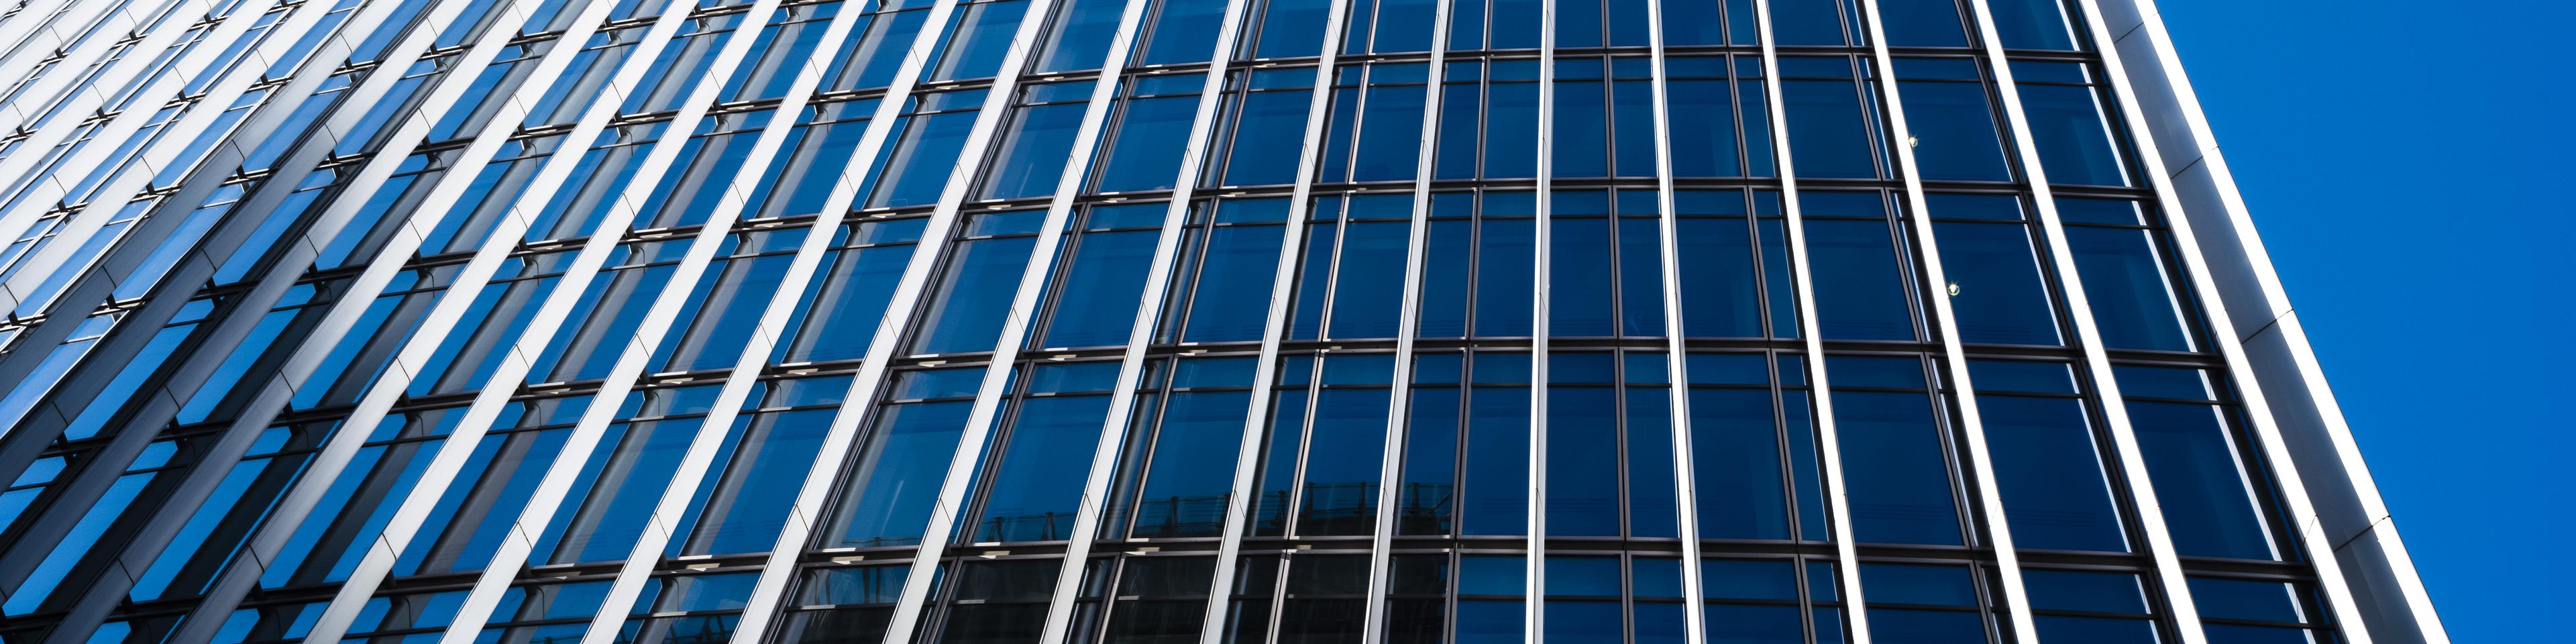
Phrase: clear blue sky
[{"left": 2154, "top": 1, "right": 2573, "bottom": 639}]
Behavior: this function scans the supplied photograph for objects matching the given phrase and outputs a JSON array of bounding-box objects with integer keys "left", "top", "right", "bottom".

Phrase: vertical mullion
[
  {"left": 1954, "top": 0, "right": 2220, "bottom": 641},
  {"left": 827, "top": 0, "right": 1104, "bottom": 636},
  {"left": 1026, "top": 0, "right": 1212, "bottom": 637},
  {"left": 1745, "top": 0, "right": 1872, "bottom": 641},
  {"left": 1356, "top": 0, "right": 1456, "bottom": 639},
  {"left": 1525, "top": 0, "right": 1555, "bottom": 639},
  {"left": 682, "top": 0, "right": 1040, "bottom": 638},
  {"left": 1846, "top": 0, "right": 2042, "bottom": 641},
  {"left": 1636, "top": 0, "right": 1703, "bottom": 641},
  {"left": 2065, "top": 0, "right": 2382, "bottom": 638},
  {"left": 545, "top": 0, "right": 945, "bottom": 639},
  {"left": 1191, "top": 0, "right": 1358, "bottom": 638}
]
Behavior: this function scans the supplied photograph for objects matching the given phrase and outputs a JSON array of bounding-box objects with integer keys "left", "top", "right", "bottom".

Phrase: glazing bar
[{"left": 1746, "top": 0, "right": 1872, "bottom": 640}]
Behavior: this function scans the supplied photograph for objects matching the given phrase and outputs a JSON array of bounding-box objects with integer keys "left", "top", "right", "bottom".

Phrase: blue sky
[{"left": 2155, "top": 1, "right": 2573, "bottom": 639}]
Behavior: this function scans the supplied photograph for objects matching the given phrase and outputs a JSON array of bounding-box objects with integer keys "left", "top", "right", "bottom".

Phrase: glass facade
[{"left": 0, "top": 0, "right": 2435, "bottom": 643}]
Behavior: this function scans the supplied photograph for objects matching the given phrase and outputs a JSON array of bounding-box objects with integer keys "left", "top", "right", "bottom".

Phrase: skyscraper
[{"left": 0, "top": 0, "right": 2445, "bottom": 641}]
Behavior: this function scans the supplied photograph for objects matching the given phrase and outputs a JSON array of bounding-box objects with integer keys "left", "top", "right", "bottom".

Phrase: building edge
[{"left": 2089, "top": 0, "right": 2451, "bottom": 641}]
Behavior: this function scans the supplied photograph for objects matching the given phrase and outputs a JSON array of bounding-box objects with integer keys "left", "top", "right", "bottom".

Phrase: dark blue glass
[
  {"left": 1676, "top": 217, "right": 1762, "bottom": 337},
  {"left": 1128, "top": 391, "right": 1246, "bottom": 538},
  {"left": 1252, "top": 0, "right": 1331, "bottom": 58},
  {"left": 1835, "top": 391, "right": 1962, "bottom": 545},
  {"left": 2188, "top": 578, "right": 2305, "bottom": 623},
  {"left": 1980, "top": 396, "right": 2127, "bottom": 551},
  {"left": 1551, "top": 215, "right": 1615, "bottom": 336},
  {"left": 1612, "top": 79, "right": 1655, "bottom": 176},
  {"left": 1625, "top": 387, "right": 1678, "bottom": 537},
  {"left": 975, "top": 396, "right": 1110, "bottom": 541},
  {"left": 1988, "top": 0, "right": 2079, "bottom": 50},
  {"left": 1546, "top": 387, "right": 1619, "bottom": 536},
  {"left": 2131, "top": 401, "right": 2277, "bottom": 559},
  {"left": 982, "top": 102, "right": 1087, "bottom": 200},
  {"left": 1474, "top": 217, "right": 1534, "bottom": 336},
  {"left": 1454, "top": 601, "right": 1521, "bottom": 644},
  {"left": 1251, "top": 390, "right": 1308, "bottom": 535},
  {"left": 1330, "top": 221, "right": 1411, "bottom": 338},
  {"left": 1899, "top": 81, "right": 2013, "bottom": 181},
  {"left": 1222, "top": 90, "right": 1313, "bottom": 186},
  {"left": 2019, "top": 83, "right": 2130, "bottom": 186},
  {"left": 1935, "top": 221, "right": 2061, "bottom": 345},
  {"left": 1658, "top": 0, "right": 1726, "bottom": 46},
  {"left": 2037, "top": 617, "right": 2160, "bottom": 643},
  {"left": 1867, "top": 609, "right": 1987, "bottom": 643},
  {"left": 1036, "top": 0, "right": 1123, "bottom": 72},
  {"left": 1138, "top": 0, "right": 1227, "bottom": 64},
  {"left": 1181, "top": 223, "right": 1287, "bottom": 342},
  {"left": 1301, "top": 388, "right": 1389, "bottom": 535},
  {"left": 1860, "top": 564, "right": 1977, "bottom": 606},
  {"left": 1770, "top": 0, "right": 1854, "bottom": 45},
  {"left": 1784, "top": 78, "right": 1882, "bottom": 179},
  {"left": 1805, "top": 219, "right": 1917, "bottom": 341},
  {"left": 1436, "top": 80, "right": 1480, "bottom": 179},
  {"left": 2023, "top": 570, "right": 2147, "bottom": 613},
  {"left": 786, "top": 244, "right": 916, "bottom": 363},
  {"left": 868, "top": 111, "right": 979, "bottom": 207},
  {"left": 1668, "top": 80, "right": 1743, "bottom": 177},
  {"left": 1542, "top": 602, "right": 1621, "bottom": 641},
  {"left": 552, "top": 419, "right": 700, "bottom": 564},
  {"left": 1416, "top": 219, "right": 1472, "bottom": 337},
  {"left": 1616, "top": 218, "right": 1666, "bottom": 336},
  {"left": 2065, "top": 226, "right": 2192, "bottom": 351},
  {"left": 1042, "top": 230, "right": 1157, "bottom": 348},
  {"left": 1880, "top": 0, "right": 1969, "bottom": 46},
  {"left": 1353, "top": 85, "right": 1427, "bottom": 181},
  {"left": 1484, "top": 83, "right": 1539, "bottom": 178},
  {"left": 1287, "top": 220, "right": 1336, "bottom": 340},
  {"left": 1462, "top": 386, "right": 1529, "bottom": 535},
  {"left": 836, "top": 401, "right": 970, "bottom": 547},
  {"left": 1554, "top": 80, "right": 1608, "bottom": 178},
  {"left": 1690, "top": 388, "right": 1789, "bottom": 539},
  {"left": 910, "top": 236, "right": 1036, "bottom": 354},
  {"left": 1397, "top": 386, "right": 1458, "bottom": 535},
  {"left": 686, "top": 409, "right": 833, "bottom": 555},
  {"left": 834, "top": 11, "right": 928, "bottom": 92},
  {"left": 932, "top": 0, "right": 1029, "bottom": 81},
  {"left": 1095, "top": 95, "right": 1199, "bottom": 192},
  {"left": 1490, "top": 0, "right": 1542, "bottom": 48},
  {"left": 1702, "top": 605, "right": 1805, "bottom": 644}
]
